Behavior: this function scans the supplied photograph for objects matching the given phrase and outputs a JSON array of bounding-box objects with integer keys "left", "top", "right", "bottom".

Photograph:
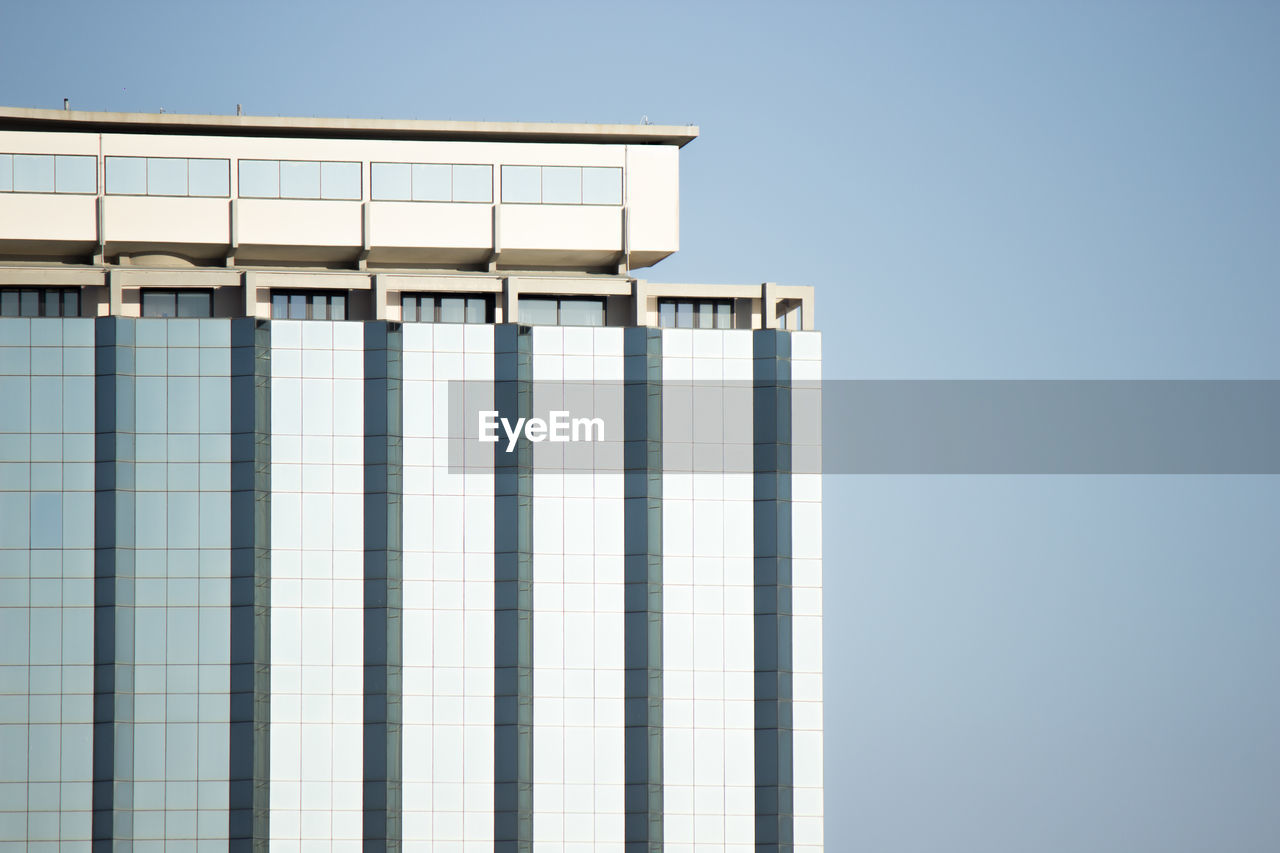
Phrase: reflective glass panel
[
  {"left": 452, "top": 164, "right": 492, "bottom": 202},
  {"left": 147, "top": 158, "right": 188, "bottom": 196},
  {"left": 411, "top": 164, "right": 450, "bottom": 201},
  {"left": 289, "top": 293, "right": 306, "bottom": 319},
  {"left": 676, "top": 302, "right": 693, "bottom": 328},
  {"left": 659, "top": 301, "right": 676, "bottom": 327},
  {"left": 272, "top": 293, "right": 288, "bottom": 318},
  {"left": 176, "top": 291, "right": 212, "bottom": 319},
  {"left": 312, "top": 295, "right": 328, "bottom": 320},
  {"left": 21, "top": 291, "right": 39, "bottom": 317},
  {"left": 541, "top": 166, "right": 581, "bottom": 204},
  {"left": 716, "top": 302, "right": 732, "bottom": 329},
  {"left": 400, "top": 294, "right": 420, "bottom": 322},
  {"left": 439, "top": 297, "right": 464, "bottom": 323},
  {"left": 13, "top": 154, "right": 55, "bottom": 192},
  {"left": 55, "top": 155, "right": 97, "bottom": 193},
  {"left": 559, "top": 298, "right": 604, "bottom": 326},
  {"left": 582, "top": 166, "right": 623, "bottom": 205},
  {"left": 465, "top": 297, "right": 487, "bottom": 323},
  {"left": 44, "top": 290, "right": 59, "bottom": 317},
  {"left": 518, "top": 297, "right": 558, "bottom": 325},
  {"left": 0, "top": 291, "right": 17, "bottom": 315},
  {"left": 188, "top": 159, "right": 229, "bottom": 197},
  {"left": 329, "top": 293, "right": 346, "bottom": 320},
  {"left": 238, "top": 160, "right": 279, "bottom": 198},
  {"left": 321, "top": 161, "right": 361, "bottom": 200},
  {"left": 280, "top": 160, "right": 321, "bottom": 199},
  {"left": 698, "top": 302, "right": 713, "bottom": 329},
  {"left": 141, "top": 291, "right": 177, "bottom": 318},
  {"left": 106, "top": 157, "right": 147, "bottom": 194},
  {"left": 0, "top": 153, "right": 11, "bottom": 191},
  {"left": 501, "top": 166, "right": 541, "bottom": 203},
  {"left": 371, "top": 163, "right": 410, "bottom": 200}
]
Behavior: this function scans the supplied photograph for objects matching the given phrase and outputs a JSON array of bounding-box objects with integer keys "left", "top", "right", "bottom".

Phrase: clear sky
[{"left": 5, "top": 1, "right": 1279, "bottom": 848}]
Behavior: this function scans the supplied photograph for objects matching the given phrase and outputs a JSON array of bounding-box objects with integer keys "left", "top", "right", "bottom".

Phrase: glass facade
[{"left": 0, "top": 319, "right": 822, "bottom": 852}]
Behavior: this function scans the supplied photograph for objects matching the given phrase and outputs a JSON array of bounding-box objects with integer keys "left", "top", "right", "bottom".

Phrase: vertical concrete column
[
  {"left": 762, "top": 282, "right": 779, "bottom": 330},
  {"left": 372, "top": 274, "right": 389, "bottom": 321},
  {"left": 631, "top": 278, "right": 649, "bottom": 327},
  {"left": 107, "top": 269, "right": 123, "bottom": 316},
  {"left": 502, "top": 276, "right": 520, "bottom": 325}
]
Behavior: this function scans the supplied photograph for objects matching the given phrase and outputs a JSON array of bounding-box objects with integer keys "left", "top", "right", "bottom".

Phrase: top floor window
[
  {"left": 141, "top": 290, "right": 213, "bottom": 318},
  {"left": 239, "top": 160, "right": 361, "bottom": 200},
  {"left": 0, "top": 153, "right": 96, "bottom": 194},
  {"left": 402, "top": 293, "right": 492, "bottom": 323},
  {"left": 106, "top": 157, "right": 229, "bottom": 197},
  {"left": 372, "top": 163, "right": 492, "bottom": 203},
  {"left": 658, "top": 298, "right": 732, "bottom": 329},
  {"left": 271, "top": 290, "right": 348, "bottom": 320},
  {"left": 0, "top": 288, "right": 81, "bottom": 318},
  {"left": 518, "top": 296, "right": 605, "bottom": 327},
  {"left": 501, "top": 166, "right": 622, "bottom": 205}
]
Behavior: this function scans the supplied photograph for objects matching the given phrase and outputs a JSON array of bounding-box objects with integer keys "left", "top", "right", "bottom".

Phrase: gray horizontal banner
[{"left": 441, "top": 381, "right": 1280, "bottom": 474}]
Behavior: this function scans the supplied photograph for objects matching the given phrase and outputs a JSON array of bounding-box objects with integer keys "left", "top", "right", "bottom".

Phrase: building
[{"left": 0, "top": 106, "right": 822, "bottom": 852}]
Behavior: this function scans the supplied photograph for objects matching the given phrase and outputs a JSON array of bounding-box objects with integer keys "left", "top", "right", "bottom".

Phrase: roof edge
[{"left": 0, "top": 106, "right": 700, "bottom": 147}]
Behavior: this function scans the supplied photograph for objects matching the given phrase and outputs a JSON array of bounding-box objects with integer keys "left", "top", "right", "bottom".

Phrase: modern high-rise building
[{"left": 0, "top": 106, "right": 822, "bottom": 852}]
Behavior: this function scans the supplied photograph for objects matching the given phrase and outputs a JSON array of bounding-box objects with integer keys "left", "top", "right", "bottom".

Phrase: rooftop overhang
[{"left": 0, "top": 106, "right": 700, "bottom": 147}]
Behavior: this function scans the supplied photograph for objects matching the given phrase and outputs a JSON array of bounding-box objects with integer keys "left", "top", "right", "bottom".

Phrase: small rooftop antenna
[
  {"left": 641, "top": 115, "right": 650, "bottom": 125},
  {"left": 236, "top": 104, "right": 242, "bottom": 116},
  {"left": 63, "top": 98, "right": 69, "bottom": 111}
]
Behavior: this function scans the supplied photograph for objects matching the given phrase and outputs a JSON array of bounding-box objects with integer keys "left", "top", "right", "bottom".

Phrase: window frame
[
  {"left": 0, "top": 153, "right": 98, "bottom": 195},
  {"left": 400, "top": 292, "right": 494, "bottom": 324},
  {"left": 657, "top": 298, "right": 734, "bottom": 330},
  {"left": 499, "top": 165, "right": 624, "bottom": 206},
  {"left": 370, "top": 162, "right": 493, "bottom": 203},
  {"left": 0, "top": 287, "right": 82, "bottom": 318},
  {"left": 104, "top": 156, "right": 231, "bottom": 198},
  {"left": 139, "top": 289, "right": 215, "bottom": 319},
  {"left": 237, "top": 159, "right": 363, "bottom": 201},
  {"left": 270, "top": 290, "right": 350, "bottom": 321},
  {"left": 517, "top": 295, "right": 607, "bottom": 327}
]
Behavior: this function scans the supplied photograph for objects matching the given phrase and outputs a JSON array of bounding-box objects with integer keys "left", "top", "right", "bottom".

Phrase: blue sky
[{"left": 5, "top": 1, "right": 1279, "bottom": 848}]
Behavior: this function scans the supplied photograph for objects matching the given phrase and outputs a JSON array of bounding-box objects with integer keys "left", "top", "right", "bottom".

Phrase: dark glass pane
[
  {"left": 64, "top": 291, "right": 79, "bottom": 318},
  {"left": 1, "top": 291, "right": 17, "bottom": 316},
  {"left": 21, "top": 290, "right": 40, "bottom": 317},
  {"left": 659, "top": 302, "right": 676, "bottom": 327},
  {"left": 289, "top": 294, "right": 306, "bottom": 320},
  {"left": 312, "top": 295, "right": 328, "bottom": 321},
  {"left": 401, "top": 295, "right": 417, "bottom": 323},
  {"left": 676, "top": 302, "right": 693, "bottom": 329},
  {"left": 440, "top": 297, "right": 464, "bottom": 324},
  {"left": 329, "top": 294, "right": 346, "bottom": 320},
  {"left": 141, "top": 292, "right": 176, "bottom": 318},
  {"left": 177, "top": 291, "right": 211, "bottom": 319},
  {"left": 698, "top": 302, "right": 713, "bottom": 329},
  {"left": 43, "top": 290, "right": 59, "bottom": 317},
  {"left": 272, "top": 293, "right": 288, "bottom": 318},
  {"left": 716, "top": 302, "right": 731, "bottom": 329},
  {"left": 465, "top": 297, "right": 486, "bottom": 324}
]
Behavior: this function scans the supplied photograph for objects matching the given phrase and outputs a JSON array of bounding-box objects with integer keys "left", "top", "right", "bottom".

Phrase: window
[
  {"left": 658, "top": 298, "right": 733, "bottom": 329},
  {"left": 402, "top": 293, "right": 492, "bottom": 323},
  {"left": 271, "top": 290, "right": 348, "bottom": 320},
  {"left": 518, "top": 296, "right": 605, "bottom": 326},
  {"left": 140, "top": 290, "right": 213, "bottom": 318},
  {"left": 104, "top": 157, "right": 229, "bottom": 197},
  {"left": 239, "top": 160, "right": 361, "bottom": 200},
  {"left": 0, "top": 153, "right": 97, "bottom": 194},
  {"left": 371, "top": 163, "right": 493, "bottom": 203},
  {"left": 0, "top": 288, "right": 80, "bottom": 317},
  {"left": 500, "top": 165, "right": 622, "bottom": 205}
]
